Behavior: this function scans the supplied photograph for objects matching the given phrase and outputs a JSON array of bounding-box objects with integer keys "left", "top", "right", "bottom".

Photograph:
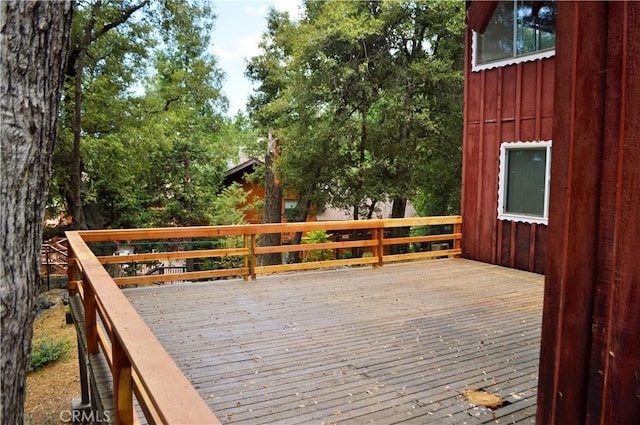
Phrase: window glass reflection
[
  {"left": 476, "top": 0, "right": 556, "bottom": 65},
  {"left": 516, "top": 0, "right": 556, "bottom": 55},
  {"left": 478, "top": 2, "right": 514, "bottom": 63}
]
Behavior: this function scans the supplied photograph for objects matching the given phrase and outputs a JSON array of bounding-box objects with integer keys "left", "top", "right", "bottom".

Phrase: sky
[{"left": 210, "top": 1, "right": 303, "bottom": 116}]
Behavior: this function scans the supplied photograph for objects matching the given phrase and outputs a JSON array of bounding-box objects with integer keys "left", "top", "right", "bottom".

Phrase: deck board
[{"left": 124, "top": 258, "right": 543, "bottom": 424}]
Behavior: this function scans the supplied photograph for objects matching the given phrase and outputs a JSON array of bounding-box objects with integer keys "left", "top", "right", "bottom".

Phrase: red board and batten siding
[
  {"left": 538, "top": 2, "right": 640, "bottom": 424},
  {"left": 464, "top": 1, "right": 640, "bottom": 423},
  {"left": 461, "top": 28, "right": 553, "bottom": 274}
]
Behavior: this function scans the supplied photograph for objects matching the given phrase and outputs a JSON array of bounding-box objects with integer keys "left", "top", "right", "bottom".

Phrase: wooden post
[
  {"left": 250, "top": 234, "right": 257, "bottom": 280},
  {"left": 377, "top": 227, "right": 384, "bottom": 267},
  {"left": 112, "top": 334, "right": 133, "bottom": 425},
  {"left": 454, "top": 222, "right": 462, "bottom": 255},
  {"left": 371, "top": 229, "right": 379, "bottom": 268},
  {"left": 243, "top": 235, "right": 249, "bottom": 281},
  {"left": 67, "top": 249, "right": 77, "bottom": 296},
  {"left": 83, "top": 280, "right": 98, "bottom": 354}
]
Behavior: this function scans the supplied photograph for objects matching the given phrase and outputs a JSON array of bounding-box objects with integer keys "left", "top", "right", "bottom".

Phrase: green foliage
[
  {"left": 409, "top": 224, "right": 455, "bottom": 252},
  {"left": 51, "top": 0, "right": 239, "bottom": 229},
  {"left": 201, "top": 255, "right": 243, "bottom": 273},
  {"left": 200, "top": 236, "right": 245, "bottom": 274},
  {"left": 52, "top": 0, "right": 158, "bottom": 229},
  {"left": 29, "top": 338, "right": 70, "bottom": 372},
  {"left": 49, "top": 0, "right": 464, "bottom": 231},
  {"left": 211, "top": 183, "right": 251, "bottom": 225},
  {"left": 302, "top": 230, "right": 334, "bottom": 262},
  {"left": 247, "top": 1, "right": 465, "bottom": 220}
]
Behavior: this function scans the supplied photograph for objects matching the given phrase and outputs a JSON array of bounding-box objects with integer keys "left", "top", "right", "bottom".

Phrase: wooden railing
[
  {"left": 41, "top": 237, "right": 68, "bottom": 277},
  {"left": 66, "top": 216, "right": 461, "bottom": 425},
  {"left": 80, "top": 216, "right": 462, "bottom": 285}
]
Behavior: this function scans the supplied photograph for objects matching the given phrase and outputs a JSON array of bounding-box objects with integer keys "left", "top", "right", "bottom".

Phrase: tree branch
[
  {"left": 164, "top": 97, "right": 180, "bottom": 111},
  {"left": 92, "top": 0, "right": 150, "bottom": 41}
]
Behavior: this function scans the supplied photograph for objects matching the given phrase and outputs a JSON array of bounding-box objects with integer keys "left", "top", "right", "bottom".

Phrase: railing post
[
  {"left": 376, "top": 226, "right": 384, "bottom": 267},
  {"left": 250, "top": 234, "right": 257, "bottom": 280},
  {"left": 371, "top": 229, "right": 377, "bottom": 268},
  {"left": 454, "top": 221, "right": 462, "bottom": 255},
  {"left": 67, "top": 248, "right": 78, "bottom": 296},
  {"left": 243, "top": 234, "right": 249, "bottom": 281},
  {"left": 84, "top": 280, "right": 98, "bottom": 354},
  {"left": 112, "top": 334, "right": 133, "bottom": 425}
]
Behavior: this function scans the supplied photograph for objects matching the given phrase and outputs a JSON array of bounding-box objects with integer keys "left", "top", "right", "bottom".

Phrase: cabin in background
[
  {"left": 223, "top": 158, "right": 265, "bottom": 224},
  {"left": 222, "top": 158, "right": 303, "bottom": 225},
  {"left": 223, "top": 158, "right": 417, "bottom": 226},
  {"left": 462, "top": 0, "right": 555, "bottom": 274}
]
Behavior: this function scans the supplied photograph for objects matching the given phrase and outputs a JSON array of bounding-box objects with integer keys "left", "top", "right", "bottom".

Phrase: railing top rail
[
  {"left": 77, "top": 216, "right": 463, "bottom": 242},
  {"left": 66, "top": 231, "right": 220, "bottom": 424}
]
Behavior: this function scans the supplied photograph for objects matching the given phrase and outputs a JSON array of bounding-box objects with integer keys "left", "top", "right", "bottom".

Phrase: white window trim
[
  {"left": 497, "top": 140, "right": 552, "bottom": 225},
  {"left": 471, "top": 31, "right": 555, "bottom": 73}
]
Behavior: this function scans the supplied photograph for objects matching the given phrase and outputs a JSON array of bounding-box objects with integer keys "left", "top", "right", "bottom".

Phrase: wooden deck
[{"left": 124, "top": 258, "right": 543, "bottom": 424}]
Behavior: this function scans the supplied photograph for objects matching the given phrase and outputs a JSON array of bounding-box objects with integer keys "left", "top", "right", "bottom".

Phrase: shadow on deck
[{"left": 124, "top": 258, "right": 543, "bottom": 424}]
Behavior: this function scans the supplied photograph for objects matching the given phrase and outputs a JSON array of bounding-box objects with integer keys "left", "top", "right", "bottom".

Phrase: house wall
[
  {"left": 465, "top": 2, "right": 640, "bottom": 423},
  {"left": 239, "top": 179, "right": 264, "bottom": 224},
  {"left": 461, "top": 28, "right": 554, "bottom": 274},
  {"left": 228, "top": 177, "right": 317, "bottom": 226},
  {"left": 537, "top": 3, "right": 640, "bottom": 423}
]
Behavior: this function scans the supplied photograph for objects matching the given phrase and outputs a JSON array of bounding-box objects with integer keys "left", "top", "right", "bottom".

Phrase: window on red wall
[
  {"left": 497, "top": 141, "right": 551, "bottom": 225},
  {"left": 473, "top": 0, "right": 556, "bottom": 71}
]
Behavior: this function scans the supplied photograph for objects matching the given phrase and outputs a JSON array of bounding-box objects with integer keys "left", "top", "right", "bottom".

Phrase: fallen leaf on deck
[{"left": 463, "top": 388, "right": 505, "bottom": 409}]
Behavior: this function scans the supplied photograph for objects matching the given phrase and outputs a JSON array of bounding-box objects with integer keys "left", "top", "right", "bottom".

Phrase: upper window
[
  {"left": 497, "top": 141, "right": 551, "bottom": 225},
  {"left": 473, "top": 0, "right": 556, "bottom": 71}
]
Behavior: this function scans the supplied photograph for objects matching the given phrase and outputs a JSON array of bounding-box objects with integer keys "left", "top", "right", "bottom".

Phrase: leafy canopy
[
  {"left": 246, "top": 0, "right": 465, "bottom": 220},
  {"left": 51, "top": 0, "right": 250, "bottom": 229}
]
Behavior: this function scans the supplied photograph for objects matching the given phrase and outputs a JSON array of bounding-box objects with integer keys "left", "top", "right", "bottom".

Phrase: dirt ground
[{"left": 25, "top": 290, "right": 80, "bottom": 425}]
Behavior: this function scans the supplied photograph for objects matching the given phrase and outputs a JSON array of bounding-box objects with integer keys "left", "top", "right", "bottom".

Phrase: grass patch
[{"left": 29, "top": 337, "right": 70, "bottom": 372}]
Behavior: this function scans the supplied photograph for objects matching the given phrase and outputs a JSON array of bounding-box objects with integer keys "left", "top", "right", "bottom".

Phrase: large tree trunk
[
  {"left": 390, "top": 198, "right": 409, "bottom": 254},
  {"left": 365, "top": 199, "right": 378, "bottom": 220},
  {"left": 289, "top": 198, "right": 312, "bottom": 263},
  {"left": 0, "top": 2, "right": 74, "bottom": 423},
  {"left": 260, "top": 130, "right": 282, "bottom": 266},
  {"left": 67, "top": 0, "right": 148, "bottom": 230},
  {"left": 391, "top": 198, "right": 407, "bottom": 219},
  {"left": 70, "top": 0, "right": 101, "bottom": 230}
]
